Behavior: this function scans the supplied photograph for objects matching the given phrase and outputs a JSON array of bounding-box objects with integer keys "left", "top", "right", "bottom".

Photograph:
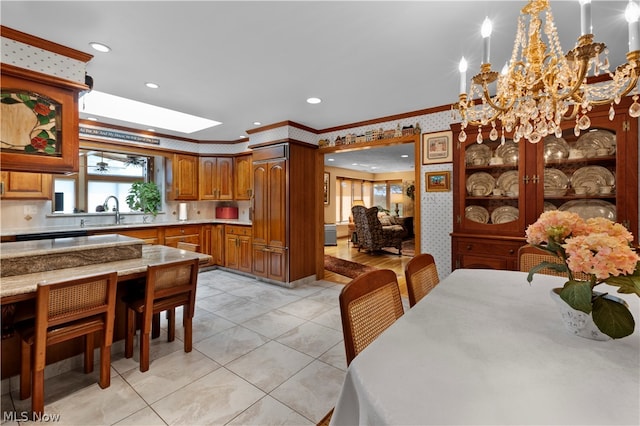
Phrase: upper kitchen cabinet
[
  {"left": 166, "top": 154, "right": 199, "bottom": 200},
  {"left": 1, "top": 27, "right": 92, "bottom": 174},
  {"left": 233, "top": 154, "right": 252, "bottom": 200},
  {"left": 0, "top": 171, "right": 52, "bottom": 199},
  {"left": 199, "top": 156, "right": 233, "bottom": 200}
]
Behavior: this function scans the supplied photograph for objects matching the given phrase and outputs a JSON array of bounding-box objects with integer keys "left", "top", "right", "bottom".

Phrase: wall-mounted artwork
[
  {"left": 324, "top": 172, "right": 330, "bottom": 205},
  {"left": 426, "top": 171, "right": 451, "bottom": 192},
  {"left": 422, "top": 130, "right": 453, "bottom": 164}
]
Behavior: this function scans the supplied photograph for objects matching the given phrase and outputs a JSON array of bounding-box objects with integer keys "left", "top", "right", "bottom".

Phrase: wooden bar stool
[
  {"left": 124, "top": 258, "right": 199, "bottom": 372},
  {"left": 19, "top": 271, "right": 118, "bottom": 416}
]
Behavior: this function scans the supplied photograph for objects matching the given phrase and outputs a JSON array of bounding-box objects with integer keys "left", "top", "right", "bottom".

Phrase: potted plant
[
  {"left": 126, "top": 181, "right": 161, "bottom": 217},
  {"left": 525, "top": 210, "right": 640, "bottom": 339}
]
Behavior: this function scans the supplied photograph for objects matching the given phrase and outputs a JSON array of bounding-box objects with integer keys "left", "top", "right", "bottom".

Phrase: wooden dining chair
[
  {"left": 19, "top": 271, "right": 118, "bottom": 416},
  {"left": 125, "top": 258, "right": 199, "bottom": 372},
  {"left": 404, "top": 253, "right": 440, "bottom": 307},
  {"left": 339, "top": 268, "right": 404, "bottom": 366}
]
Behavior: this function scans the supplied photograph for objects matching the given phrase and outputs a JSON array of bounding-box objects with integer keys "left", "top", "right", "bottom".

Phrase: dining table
[{"left": 329, "top": 269, "right": 640, "bottom": 426}]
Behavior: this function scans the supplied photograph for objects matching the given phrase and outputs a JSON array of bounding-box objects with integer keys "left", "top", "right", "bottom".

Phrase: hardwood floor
[{"left": 323, "top": 237, "right": 411, "bottom": 296}]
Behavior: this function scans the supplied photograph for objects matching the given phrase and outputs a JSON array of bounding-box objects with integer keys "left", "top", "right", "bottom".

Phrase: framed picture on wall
[
  {"left": 323, "top": 172, "right": 330, "bottom": 204},
  {"left": 422, "top": 130, "right": 453, "bottom": 164},
  {"left": 426, "top": 171, "right": 451, "bottom": 192}
]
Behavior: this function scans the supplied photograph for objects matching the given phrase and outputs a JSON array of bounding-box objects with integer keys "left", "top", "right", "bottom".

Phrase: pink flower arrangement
[{"left": 525, "top": 210, "right": 640, "bottom": 339}]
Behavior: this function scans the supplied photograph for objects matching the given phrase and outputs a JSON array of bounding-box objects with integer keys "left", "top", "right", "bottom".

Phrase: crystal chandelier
[{"left": 454, "top": 0, "right": 640, "bottom": 144}]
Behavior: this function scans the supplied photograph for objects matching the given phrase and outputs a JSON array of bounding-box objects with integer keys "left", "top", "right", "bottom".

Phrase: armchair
[{"left": 352, "top": 205, "right": 406, "bottom": 255}]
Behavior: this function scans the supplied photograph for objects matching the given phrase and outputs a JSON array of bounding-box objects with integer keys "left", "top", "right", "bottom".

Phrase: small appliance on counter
[
  {"left": 216, "top": 206, "right": 238, "bottom": 219},
  {"left": 178, "top": 203, "right": 188, "bottom": 221}
]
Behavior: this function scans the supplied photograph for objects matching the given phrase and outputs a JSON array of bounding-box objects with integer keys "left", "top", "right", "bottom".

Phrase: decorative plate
[
  {"left": 544, "top": 168, "right": 569, "bottom": 189},
  {"left": 558, "top": 199, "right": 616, "bottom": 221},
  {"left": 543, "top": 136, "right": 570, "bottom": 161},
  {"left": 544, "top": 202, "right": 557, "bottom": 212},
  {"left": 466, "top": 172, "right": 496, "bottom": 196},
  {"left": 494, "top": 140, "right": 519, "bottom": 164},
  {"left": 465, "top": 144, "right": 492, "bottom": 166},
  {"left": 576, "top": 129, "right": 616, "bottom": 157},
  {"left": 490, "top": 206, "right": 519, "bottom": 224},
  {"left": 570, "top": 166, "right": 615, "bottom": 195},
  {"left": 496, "top": 170, "right": 519, "bottom": 194},
  {"left": 465, "top": 205, "right": 490, "bottom": 224}
]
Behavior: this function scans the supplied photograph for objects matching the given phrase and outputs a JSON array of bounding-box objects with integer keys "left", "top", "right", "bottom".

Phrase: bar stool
[
  {"left": 19, "top": 271, "right": 118, "bottom": 416},
  {"left": 124, "top": 258, "right": 199, "bottom": 372}
]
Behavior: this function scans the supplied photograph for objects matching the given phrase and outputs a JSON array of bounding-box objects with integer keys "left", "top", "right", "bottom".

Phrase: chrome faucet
[{"left": 103, "top": 195, "right": 121, "bottom": 224}]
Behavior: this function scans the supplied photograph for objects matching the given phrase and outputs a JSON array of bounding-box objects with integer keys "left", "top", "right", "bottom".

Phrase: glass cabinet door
[
  {"left": 539, "top": 127, "right": 617, "bottom": 224},
  {"left": 460, "top": 135, "right": 525, "bottom": 236}
]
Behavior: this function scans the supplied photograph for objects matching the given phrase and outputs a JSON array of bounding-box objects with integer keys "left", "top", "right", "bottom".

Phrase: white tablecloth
[{"left": 330, "top": 269, "right": 640, "bottom": 425}]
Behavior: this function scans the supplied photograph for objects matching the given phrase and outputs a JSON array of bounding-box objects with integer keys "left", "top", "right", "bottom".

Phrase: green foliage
[{"left": 126, "top": 182, "right": 161, "bottom": 217}]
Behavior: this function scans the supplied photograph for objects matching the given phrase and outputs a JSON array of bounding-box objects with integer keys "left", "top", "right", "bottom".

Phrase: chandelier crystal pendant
[{"left": 453, "top": 0, "right": 640, "bottom": 145}]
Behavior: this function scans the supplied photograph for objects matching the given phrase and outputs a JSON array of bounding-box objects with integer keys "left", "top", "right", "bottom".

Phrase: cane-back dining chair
[
  {"left": 404, "top": 253, "right": 440, "bottom": 307},
  {"left": 125, "top": 258, "right": 199, "bottom": 372},
  {"left": 339, "top": 268, "right": 405, "bottom": 366},
  {"left": 19, "top": 271, "right": 119, "bottom": 416}
]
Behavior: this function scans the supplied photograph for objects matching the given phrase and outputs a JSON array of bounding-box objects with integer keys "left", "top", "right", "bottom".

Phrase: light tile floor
[{"left": 1, "top": 269, "right": 400, "bottom": 426}]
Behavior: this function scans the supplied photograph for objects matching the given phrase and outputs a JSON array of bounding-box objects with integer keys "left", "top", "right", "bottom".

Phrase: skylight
[{"left": 80, "top": 91, "right": 222, "bottom": 134}]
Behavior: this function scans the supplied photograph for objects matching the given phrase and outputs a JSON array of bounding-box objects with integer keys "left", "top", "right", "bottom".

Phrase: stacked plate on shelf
[
  {"left": 575, "top": 129, "right": 616, "bottom": 157},
  {"left": 490, "top": 206, "right": 519, "bottom": 224},
  {"left": 543, "top": 136, "right": 570, "bottom": 161},
  {"left": 570, "top": 166, "right": 615, "bottom": 195},
  {"left": 496, "top": 170, "right": 519, "bottom": 196},
  {"left": 544, "top": 168, "right": 569, "bottom": 196},
  {"left": 494, "top": 140, "right": 519, "bottom": 164},
  {"left": 465, "top": 144, "right": 492, "bottom": 166},
  {"left": 466, "top": 172, "right": 495, "bottom": 196},
  {"left": 558, "top": 200, "right": 616, "bottom": 221},
  {"left": 465, "top": 205, "right": 490, "bottom": 224}
]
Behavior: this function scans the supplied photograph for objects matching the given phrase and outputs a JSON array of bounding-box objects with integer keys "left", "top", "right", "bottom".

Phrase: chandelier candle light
[{"left": 454, "top": 0, "right": 640, "bottom": 145}]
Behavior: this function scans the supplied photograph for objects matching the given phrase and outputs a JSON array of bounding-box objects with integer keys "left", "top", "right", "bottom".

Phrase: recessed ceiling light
[
  {"left": 145, "top": 82, "right": 159, "bottom": 89},
  {"left": 351, "top": 163, "right": 358, "bottom": 166},
  {"left": 327, "top": 158, "right": 335, "bottom": 162},
  {"left": 80, "top": 90, "right": 222, "bottom": 134},
  {"left": 87, "top": 117, "right": 98, "bottom": 121},
  {"left": 401, "top": 154, "right": 409, "bottom": 158},
  {"left": 239, "top": 135, "right": 247, "bottom": 139},
  {"left": 147, "top": 128, "right": 155, "bottom": 132},
  {"left": 89, "top": 42, "right": 111, "bottom": 53},
  {"left": 253, "top": 121, "right": 262, "bottom": 126},
  {"left": 306, "top": 97, "right": 322, "bottom": 104}
]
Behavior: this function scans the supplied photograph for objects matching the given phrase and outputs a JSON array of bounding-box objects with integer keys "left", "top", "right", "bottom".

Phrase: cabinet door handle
[
  {"left": 509, "top": 249, "right": 515, "bottom": 255},
  {"left": 531, "top": 175, "right": 540, "bottom": 184},
  {"left": 523, "top": 175, "right": 530, "bottom": 184},
  {"left": 466, "top": 244, "right": 473, "bottom": 250}
]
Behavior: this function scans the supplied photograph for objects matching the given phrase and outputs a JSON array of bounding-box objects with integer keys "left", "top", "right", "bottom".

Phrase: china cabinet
[{"left": 451, "top": 100, "right": 638, "bottom": 271}]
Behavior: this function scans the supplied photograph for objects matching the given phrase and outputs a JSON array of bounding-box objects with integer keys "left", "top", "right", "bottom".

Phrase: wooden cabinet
[
  {"left": 202, "top": 224, "right": 225, "bottom": 266},
  {"left": 0, "top": 64, "right": 86, "bottom": 174},
  {"left": 0, "top": 172, "right": 52, "bottom": 199},
  {"left": 225, "top": 225, "right": 252, "bottom": 273},
  {"left": 234, "top": 154, "right": 252, "bottom": 200},
  {"left": 95, "top": 228, "right": 159, "bottom": 245},
  {"left": 199, "top": 156, "right": 233, "bottom": 200},
  {"left": 166, "top": 154, "right": 198, "bottom": 200},
  {"left": 163, "top": 224, "right": 201, "bottom": 248},
  {"left": 251, "top": 142, "right": 316, "bottom": 283},
  {"left": 451, "top": 101, "right": 638, "bottom": 271}
]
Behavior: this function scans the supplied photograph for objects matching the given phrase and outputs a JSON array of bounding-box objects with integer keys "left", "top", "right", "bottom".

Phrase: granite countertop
[
  {"left": 0, "top": 244, "right": 212, "bottom": 300},
  {"left": 1, "top": 218, "right": 253, "bottom": 238},
  {"left": 0, "top": 234, "right": 142, "bottom": 259}
]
